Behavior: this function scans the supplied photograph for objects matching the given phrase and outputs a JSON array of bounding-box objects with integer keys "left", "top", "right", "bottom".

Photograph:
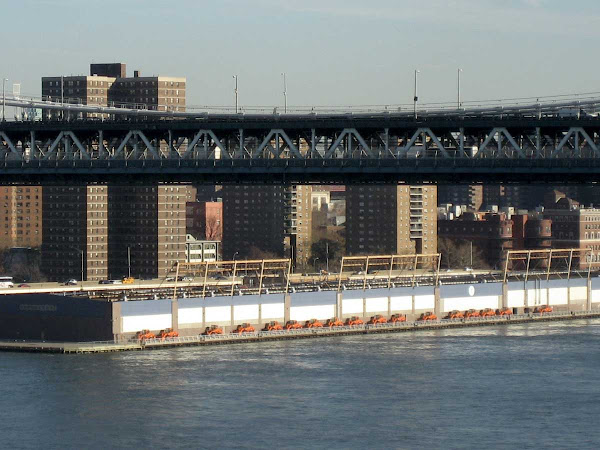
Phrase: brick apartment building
[
  {"left": 438, "top": 185, "right": 483, "bottom": 211},
  {"left": 0, "top": 186, "right": 43, "bottom": 250},
  {"left": 346, "top": 185, "right": 437, "bottom": 255},
  {"left": 220, "top": 185, "right": 313, "bottom": 267},
  {"left": 543, "top": 196, "right": 600, "bottom": 268},
  {"left": 221, "top": 185, "right": 286, "bottom": 260},
  {"left": 41, "top": 184, "right": 187, "bottom": 281},
  {"left": 186, "top": 200, "right": 223, "bottom": 241},
  {"left": 42, "top": 62, "right": 185, "bottom": 119}
]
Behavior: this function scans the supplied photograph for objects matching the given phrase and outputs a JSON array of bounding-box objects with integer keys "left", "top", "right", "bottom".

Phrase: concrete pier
[{"left": 2, "top": 310, "right": 598, "bottom": 354}]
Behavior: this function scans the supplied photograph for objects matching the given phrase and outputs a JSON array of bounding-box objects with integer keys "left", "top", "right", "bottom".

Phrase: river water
[{"left": 2, "top": 319, "right": 600, "bottom": 449}]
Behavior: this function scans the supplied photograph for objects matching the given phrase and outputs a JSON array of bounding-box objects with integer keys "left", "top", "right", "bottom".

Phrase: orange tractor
[
  {"left": 232, "top": 323, "right": 256, "bottom": 334},
  {"left": 535, "top": 305, "right": 553, "bottom": 315},
  {"left": 496, "top": 308, "right": 513, "bottom": 316},
  {"left": 465, "top": 309, "right": 481, "bottom": 319},
  {"left": 480, "top": 308, "right": 496, "bottom": 318},
  {"left": 445, "top": 310, "right": 465, "bottom": 320},
  {"left": 304, "top": 319, "right": 324, "bottom": 329},
  {"left": 325, "top": 318, "right": 344, "bottom": 328},
  {"left": 389, "top": 314, "right": 407, "bottom": 323},
  {"left": 157, "top": 328, "right": 179, "bottom": 340},
  {"left": 345, "top": 316, "right": 364, "bottom": 326},
  {"left": 202, "top": 325, "right": 223, "bottom": 335},
  {"left": 285, "top": 320, "right": 303, "bottom": 330},
  {"left": 136, "top": 329, "right": 156, "bottom": 341},
  {"left": 368, "top": 314, "right": 388, "bottom": 325},
  {"left": 418, "top": 312, "right": 437, "bottom": 321},
  {"left": 263, "top": 321, "right": 283, "bottom": 331}
]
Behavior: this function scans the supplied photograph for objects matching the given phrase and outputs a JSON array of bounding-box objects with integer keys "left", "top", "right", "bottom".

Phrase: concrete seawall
[{"left": 2, "top": 310, "right": 598, "bottom": 354}]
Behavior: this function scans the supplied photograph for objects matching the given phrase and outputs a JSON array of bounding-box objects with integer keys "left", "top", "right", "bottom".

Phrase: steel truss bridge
[{"left": 2, "top": 95, "right": 600, "bottom": 184}]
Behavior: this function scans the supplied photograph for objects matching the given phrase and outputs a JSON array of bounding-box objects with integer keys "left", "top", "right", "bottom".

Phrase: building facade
[
  {"left": 346, "top": 185, "right": 437, "bottom": 256},
  {"left": 221, "top": 185, "right": 285, "bottom": 260},
  {"left": 186, "top": 201, "right": 223, "bottom": 242},
  {"left": 0, "top": 186, "right": 43, "bottom": 250},
  {"left": 42, "top": 184, "right": 186, "bottom": 281},
  {"left": 438, "top": 185, "right": 483, "bottom": 211},
  {"left": 41, "top": 63, "right": 186, "bottom": 119}
]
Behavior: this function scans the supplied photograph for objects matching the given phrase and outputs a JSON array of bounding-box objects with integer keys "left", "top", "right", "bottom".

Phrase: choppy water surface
[{"left": 2, "top": 320, "right": 600, "bottom": 449}]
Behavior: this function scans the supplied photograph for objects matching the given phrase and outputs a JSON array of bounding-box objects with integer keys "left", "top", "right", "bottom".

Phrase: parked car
[
  {"left": 17, "top": 283, "right": 30, "bottom": 288},
  {"left": 63, "top": 279, "right": 78, "bottom": 286}
]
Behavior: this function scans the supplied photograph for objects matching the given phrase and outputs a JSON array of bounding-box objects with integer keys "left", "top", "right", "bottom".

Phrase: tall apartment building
[
  {"left": 543, "top": 196, "right": 600, "bottom": 269},
  {"left": 285, "top": 185, "right": 312, "bottom": 268},
  {"left": 221, "top": 185, "right": 285, "bottom": 260},
  {"left": 0, "top": 186, "right": 43, "bottom": 250},
  {"left": 107, "top": 185, "right": 186, "bottom": 279},
  {"left": 438, "top": 185, "right": 483, "bottom": 211},
  {"left": 42, "top": 186, "right": 108, "bottom": 281},
  {"left": 42, "top": 184, "right": 186, "bottom": 281},
  {"left": 41, "top": 63, "right": 186, "bottom": 119},
  {"left": 346, "top": 185, "right": 437, "bottom": 255}
]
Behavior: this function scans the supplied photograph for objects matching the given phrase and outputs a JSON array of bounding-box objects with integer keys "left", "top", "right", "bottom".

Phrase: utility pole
[
  {"left": 457, "top": 68, "right": 463, "bottom": 109},
  {"left": 127, "top": 246, "right": 131, "bottom": 278},
  {"left": 1, "top": 78, "right": 7, "bottom": 122},
  {"left": 413, "top": 70, "right": 420, "bottom": 119},
  {"left": 233, "top": 75, "right": 238, "bottom": 113},
  {"left": 281, "top": 72, "right": 287, "bottom": 113},
  {"left": 326, "top": 242, "right": 329, "bottom": 273}
]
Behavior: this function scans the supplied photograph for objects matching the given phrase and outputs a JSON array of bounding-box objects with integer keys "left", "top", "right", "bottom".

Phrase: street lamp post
[
  {"left": 127, "top": 246, "right": 131, "bottom": 278},
  {"left": 457, "top": 68, "right": 463, "bottom": 109},
  {"left": 325, "top": 242, "right": 329, "bottom": 273},
  {"left": 313, "top": 257, "right": 319, "bottom": 272},
  {"left": 69, "top": 246, "right": 84, "bottom": 283},
  {"left": 233, "top": 251, "right": 239, "bottom": 262},
  {"left": 232, "top": 75, "right": 238, "bottom": 113},
  {"left": 1, "top": 78, "right": 7, "bottom": 122},
  {"left": 413, "top": 70, "right": 420, "bottom": 119},
  {"left": 281, "top": 72, "right": 287, "bottom": 113}
]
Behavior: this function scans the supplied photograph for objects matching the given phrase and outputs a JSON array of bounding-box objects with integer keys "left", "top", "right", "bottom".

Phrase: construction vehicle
[
  {"left": 136, "top": 329, "right": 156, "bottom": 341},
  {"left": 417, "top": 312, "right": 438, "bottom": 321},
  {"left": 325, "top": 318, "right": 344, "bottom": 328},
  {"left": 304, "top": 319, "right": 324, "bottom": 328},
  {"left": 285, "top": 320, "right": 303, "bottom": 330},
  {"left": 465, "top": 309, "right": 481, "bottom": 319},
  {"left": 122, "top": 277, "right": 135, "bottom": 284},
  {"left": 389, "top": 314, "right": 407, "bottom": 323},
  {"left": 262, "top": 321, "right": 283, "bottom": 331},
  {"left": 534, "top": 305, "right": 553, "bottom": 315},
  {"left": 202, "top": 325, "right": 223, "bottom": 335},
  {"left": 157, "top": 328, "right": 179, "bottom": 340},
  {"left": 496, "top": 308, "right": 513, "bottom": 316},
  {"left": 445, "top": 310, "right": 465, "bottom": 320},
  {"left": 345, "top": 316, "right": 364, "bottom": 326},
  {"left": 480, "top": 308, "right": 496, "bottom": 318},
  {"left": 368, "top": 314, "right": 387, "bottom": 325},
  {"left": 232, "top": 323, "right": 256, "bottom": 334}
]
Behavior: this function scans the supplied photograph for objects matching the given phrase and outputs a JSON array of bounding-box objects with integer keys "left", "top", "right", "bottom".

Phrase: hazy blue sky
[{"left": 2, "top": 0, "right": 600, "bottom": 109}]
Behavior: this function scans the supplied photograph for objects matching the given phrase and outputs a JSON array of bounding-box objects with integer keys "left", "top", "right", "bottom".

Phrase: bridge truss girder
[{"left": 2, "top": 125, "right": 600, "bottom": 162}]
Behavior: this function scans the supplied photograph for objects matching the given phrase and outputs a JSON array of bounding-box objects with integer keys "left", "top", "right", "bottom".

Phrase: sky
[{"left": 2, "top": 0, "right": 600, "bottom": 110}]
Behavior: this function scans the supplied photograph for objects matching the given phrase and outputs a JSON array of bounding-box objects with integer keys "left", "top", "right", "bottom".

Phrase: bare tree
[
  {"left": 438, "top": 238, "right": 489, "bottom": 270},
  {"left": 205, "top": 216, "right": 222, "bottom": 241}
]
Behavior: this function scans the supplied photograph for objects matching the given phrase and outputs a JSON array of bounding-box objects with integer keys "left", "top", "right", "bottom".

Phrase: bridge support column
[
  {"left": 284, "top": 294, "right": 291, "bottom": 323},
  {"left": 434, "top": 286, "right": 441, "bottom": 318},
  {"left": 112, "top": 302, "right": 123, "bottom": 343},
  {"left": 171, "top": 299, "right": 179, "bottom": 332},
  {"left": 336, "top": 292, "right": 343, "bottom": 319},
  {"left": 587, "top": 278, "right": 593, "bottom": 311},
  {"left": 502, "top": 282, "right": 508, "bottom": 309}
]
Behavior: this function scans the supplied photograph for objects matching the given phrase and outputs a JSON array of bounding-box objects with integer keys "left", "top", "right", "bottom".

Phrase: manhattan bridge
[{"left": 1, "top": 94, "right": 600, "bottom": 184}]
